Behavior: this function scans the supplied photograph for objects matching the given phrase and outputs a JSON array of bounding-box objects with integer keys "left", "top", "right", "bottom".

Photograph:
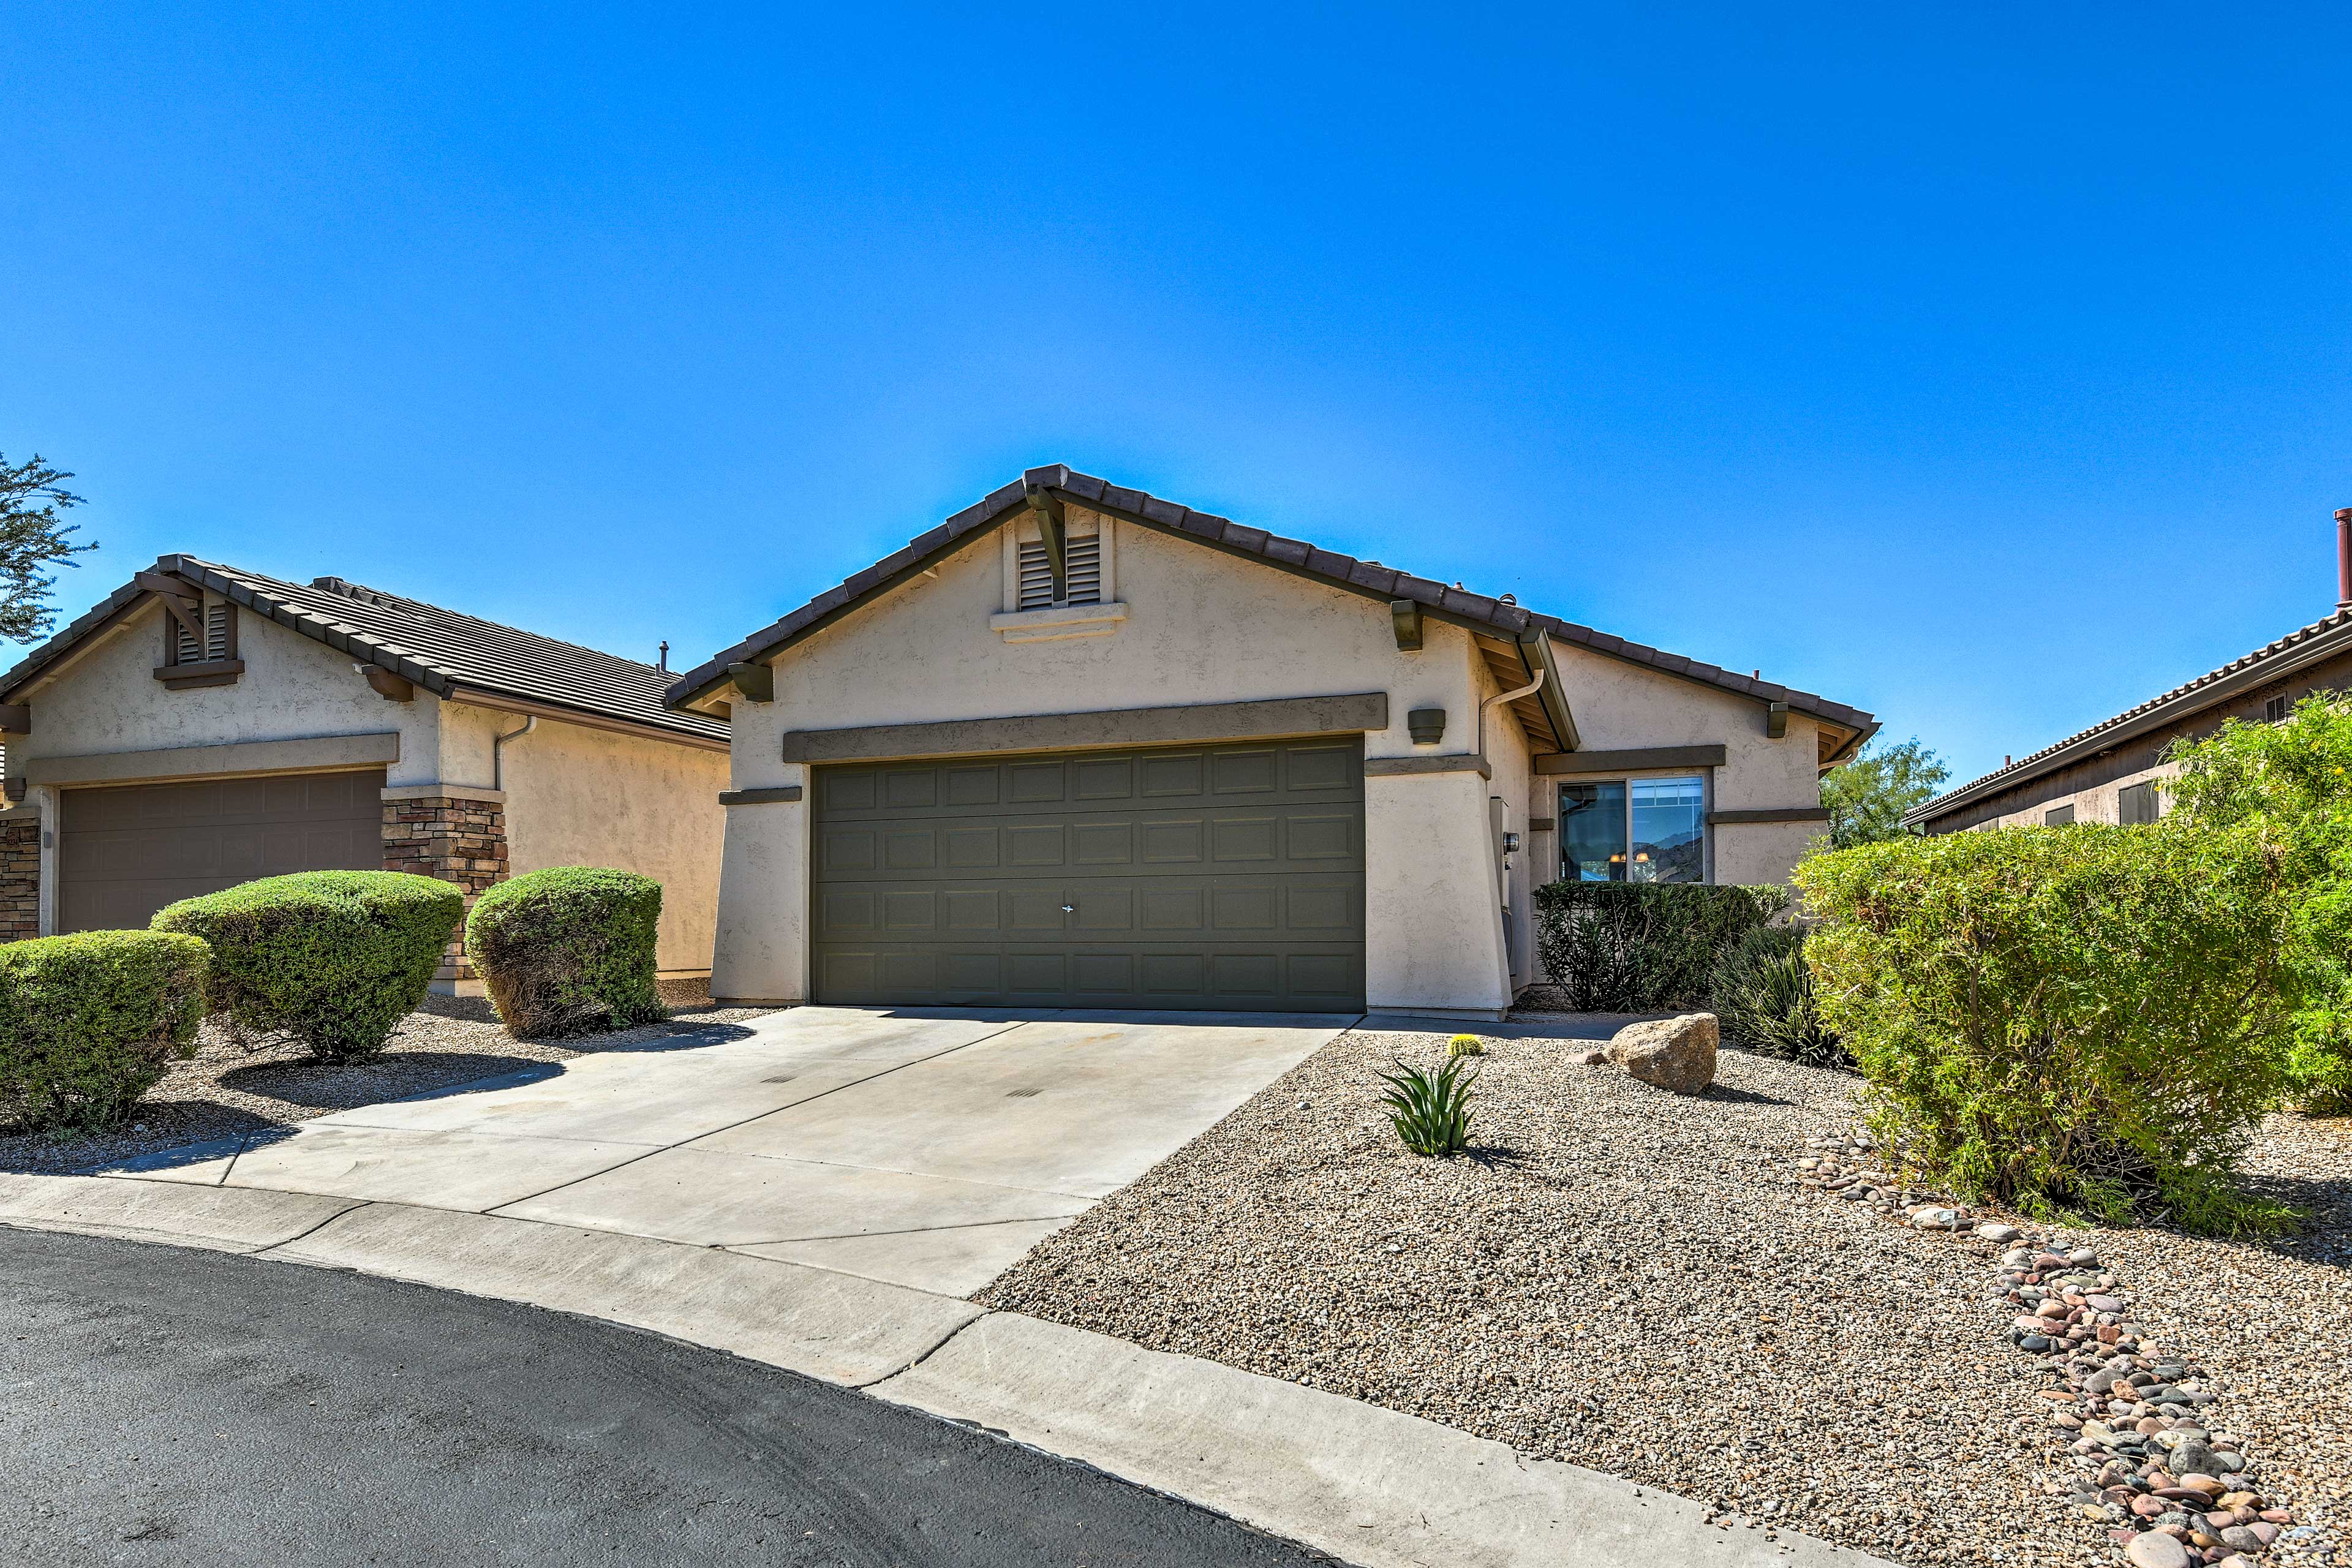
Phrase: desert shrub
[
  {"left": 1531, "top": 881, "right": 1785, "bottom": 1011},
  {"left": 0, "top": 930, "right": 209, "bottom": 1131},
  {"left": 465, "top": 866, "right": 665, "bottom": 1039},
  {"left": 1376, "top": 1056, "right": 1476, "bottom": 1156},
  {"left": 1709, "top": 925, "right": 1848, "bottom": 1068},
  {"left": 154, "top": 870, "right": 462, "bottom": 1062},
  {"left": 1796, "top": 823, "right": 2296, "bottom": 1234},
  {"left": 1447, "top": 1033, "right": 1485, "bottom": 1058},
  {"left": 2167, "top": 694, "right": 2352, "bottom": 1114}
]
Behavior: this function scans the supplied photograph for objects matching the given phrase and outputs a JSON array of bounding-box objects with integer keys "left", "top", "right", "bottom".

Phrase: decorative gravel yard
[
  {"left": 0, "top": 981, "right": 774, "bottom": 1177},
  {"left": 976, "top": 1023, "right": 2351, "bottom": 1568}
]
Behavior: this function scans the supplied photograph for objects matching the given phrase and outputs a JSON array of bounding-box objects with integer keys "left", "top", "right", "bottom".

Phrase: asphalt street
[{"left": 0, "top": 1225, "right": 1332, "bottom": 1567}]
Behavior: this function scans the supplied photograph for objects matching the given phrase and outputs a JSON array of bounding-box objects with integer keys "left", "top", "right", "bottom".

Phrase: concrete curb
[
  {"left": 0, "top": 1171, "right": 360, "bottom": 1253},
  {"left": 873, "top": 1311, "right": 1885, "bottom": 1568},
  {"left": 0, "top": 1172, "right": 1893, "bottom": 1568},
  {"left": 262, "top": 1202, "right": 984, "bottom": 1388}
]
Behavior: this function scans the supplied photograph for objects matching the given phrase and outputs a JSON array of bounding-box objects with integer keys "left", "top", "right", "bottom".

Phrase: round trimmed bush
[
  {"left": 464, "top": 867, "right": 665, "bottom": 1039},
  {"left": 154, "top": 870, "right": 464, "bottom": 1061},
  {"left": 0, "top": 930, "right": 210, "bottom": 1131}
]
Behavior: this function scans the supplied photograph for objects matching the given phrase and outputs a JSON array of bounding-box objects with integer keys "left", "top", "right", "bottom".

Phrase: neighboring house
[
  {"left": 1907, "top": 514, "right": 2352, "bottom": 835},
  {"left": 0, "top": 556, "right": 730, "bottom": 990},
  {"left": 665, "top": 465, "right": 1875, "bottom": 1019}
]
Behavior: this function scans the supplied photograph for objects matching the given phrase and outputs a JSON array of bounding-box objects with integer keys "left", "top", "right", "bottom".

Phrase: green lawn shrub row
[{"left": 1530, "top": 881, "right": 1785, "bottom": 1013}]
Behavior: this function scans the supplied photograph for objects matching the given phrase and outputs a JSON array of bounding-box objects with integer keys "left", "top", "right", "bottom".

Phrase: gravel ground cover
[
  {"left": 976, "top": 1022, "right": 2352, "bottom": 1568},
  {"left": 0, "top": 979, "right": 775, "bottom": 1176}
]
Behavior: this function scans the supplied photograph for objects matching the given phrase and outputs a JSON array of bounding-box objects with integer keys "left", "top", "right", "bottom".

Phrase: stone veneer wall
[
  {"left": 0, "top": 820, "right": 37, "bottom": 941},
  {"left": 382, "top": 795, "right": 510, "bottom": 978}
]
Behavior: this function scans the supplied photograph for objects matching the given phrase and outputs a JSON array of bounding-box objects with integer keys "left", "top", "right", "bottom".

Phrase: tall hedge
[
  {"left": 0, "top": 930, "right": 210, "bottom": 1131},
  {"left": 1796, "top": 823, "right": 2295, "bottom": 1234},
  {"left": 2166, "top": 694, "right": 2352, "bottom": 1112},
  {"left": 464, "top": 866, "right": 665, "bottom": 1039},
  {"left": 154, "top": 870, "right": 463, "bottom": 1061},
  {"left": 1531, "top": 881, "right": 1784, "bottom": 1011}
]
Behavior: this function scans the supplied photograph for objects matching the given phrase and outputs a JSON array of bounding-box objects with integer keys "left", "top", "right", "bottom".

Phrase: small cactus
[{"left": 1448, "top": 1033, "right": 1487, "bottom": 1058}]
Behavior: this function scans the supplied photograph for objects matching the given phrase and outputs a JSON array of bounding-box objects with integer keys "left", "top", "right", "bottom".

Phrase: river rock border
[{"left": 1793, "top": 1133, "right": 2318, "bottom": 1568}]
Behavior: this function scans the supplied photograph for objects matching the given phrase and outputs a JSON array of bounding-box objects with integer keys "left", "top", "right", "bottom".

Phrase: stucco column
[
  {"left": 1362, "top": 769, "right": 1511, "bottom": 1018},
  {"left": 709, "top": 794, "right": 809, "bottom": 1005}
]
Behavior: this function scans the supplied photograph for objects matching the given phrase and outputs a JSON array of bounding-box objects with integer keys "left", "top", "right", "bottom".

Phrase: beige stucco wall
[
  {"left": 13, "top": 602, "right": 445, "bottom": 783},
  {"left": 442, "top": 703, "right": 728, "bottom": 973},
  {"left": 9, "top": 602, "right": 727, "bottom": 968},
  {"left": 1978, "top": 758, "right": 2180, "bottom": 831},
  {"left": 707, "top": 508, "right": 1833, "bottom": 1012}
]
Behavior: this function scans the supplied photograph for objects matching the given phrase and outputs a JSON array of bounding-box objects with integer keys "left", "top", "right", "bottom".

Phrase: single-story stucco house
[
  {"left": 1907, "top": 510, "right": 2352, "bottom": 833},
  {"left": 665, "top": 466, "right": 1876, "bottom": 1019},
  {"left": 0, "top": 556, "right": 730, "bottom": 990}
]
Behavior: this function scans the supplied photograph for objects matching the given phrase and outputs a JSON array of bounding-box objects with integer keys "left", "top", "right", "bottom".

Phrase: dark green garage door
[{"left": 811, "top": 738, "right": 1364, "bottom": 1012}]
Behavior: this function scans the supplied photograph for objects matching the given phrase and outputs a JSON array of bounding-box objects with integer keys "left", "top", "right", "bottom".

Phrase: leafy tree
[
  {"left": 0, "top": 453, "right": 95, "bottom": 642},
  {"left": 2166, "top": 695, "right": 2352, "bottom": 1112},
  {"left": 1819, "top": 736, "right": 1950, "bottom": 849}
]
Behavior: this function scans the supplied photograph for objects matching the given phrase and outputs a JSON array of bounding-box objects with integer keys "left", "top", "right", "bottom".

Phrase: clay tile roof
[
  {"left": 1907, "top": 605, "right": 2352, "bottom": 825},
  {"left": 0, "top": 555, "right": 728, "bottom": 745},
  {"left": 663, "top": 466, "right": 1876, "bottom": 740}
]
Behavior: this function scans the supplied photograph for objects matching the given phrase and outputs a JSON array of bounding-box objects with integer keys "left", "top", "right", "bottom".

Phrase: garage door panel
[
  {"left": 58, "top": 769, "right": 387, "bottom": 935},
  {"left": 812, "top": 739, "right": 1363, "bottom": 1012}
]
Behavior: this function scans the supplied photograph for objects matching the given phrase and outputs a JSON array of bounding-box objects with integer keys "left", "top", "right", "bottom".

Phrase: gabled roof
[
  {"left": 0, "top": 555, "right": 729, "bottom": 748},
  {"left": 1906, "top": 604, "right": 2352, "bottom": 825},
  {"left": 665, "top": 464, "right": 1876, "bottom": 758}
]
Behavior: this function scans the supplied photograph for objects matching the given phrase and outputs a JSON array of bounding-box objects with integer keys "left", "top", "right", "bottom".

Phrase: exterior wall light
[{"left": 1406, "top": 707, "right": 1447, "bottom": 745}]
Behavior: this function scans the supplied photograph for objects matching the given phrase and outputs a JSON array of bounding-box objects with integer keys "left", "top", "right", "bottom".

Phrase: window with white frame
[{"left": 1558, "top": 775, "right": 1708, "bottom": 882}]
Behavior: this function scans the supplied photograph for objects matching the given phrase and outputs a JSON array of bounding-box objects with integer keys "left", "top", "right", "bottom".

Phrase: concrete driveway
[{"left": 102, "top": 1006, "right": 1352, "bottom": 1296}]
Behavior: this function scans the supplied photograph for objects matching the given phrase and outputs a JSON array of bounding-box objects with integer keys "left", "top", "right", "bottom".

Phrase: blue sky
[{"left": 7, "top": 4, "right": 2346, "bottom": 786}]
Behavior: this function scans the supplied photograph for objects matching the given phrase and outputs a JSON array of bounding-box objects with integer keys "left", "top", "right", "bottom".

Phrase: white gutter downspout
[
  {"left": 1478, "top": 668, "right": 1545, "bottom": 760},
  {"left": 492, "top": 715, "right": 537, "bottom": 791}
]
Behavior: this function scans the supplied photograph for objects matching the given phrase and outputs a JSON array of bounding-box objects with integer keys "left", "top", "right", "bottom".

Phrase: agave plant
[
  {"left": 1376, "top": 1055, "right": 1477, "bottom": 1156},
  {"left": 1709, "top": 925, "right": 1848, "bottom": 1068}
]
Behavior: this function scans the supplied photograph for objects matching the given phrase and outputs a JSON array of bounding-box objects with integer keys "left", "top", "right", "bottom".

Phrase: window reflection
[{"left": 1558, "top": 775, "right": 1705, "bottom": 883}]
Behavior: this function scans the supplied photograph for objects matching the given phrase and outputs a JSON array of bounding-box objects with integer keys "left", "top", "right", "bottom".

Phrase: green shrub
[
  {"left": 155, "top": 870, "right": 462, "bottom": 1061},
  {"left": 1796, "top": 823, "right": 2296, "bottom": 1234},
  {"left": 0, "top": 930, "right": 209, "bottom": 1131},
  {"left": 1709, "top": 925, "right": 1848, "bottom": 1068},
  {"left": 1376, "top": 1056, "right": 1477, "bottom": 1156},
  {"left": 2166, "top": 695, "right": 2352, "bottom": 1114},
  {"left": 1531, "top": 881, "right": 1785, "bottom": 1011},
  {"left": 465, "top": 866, "right": 665, "bottom": 1039}
]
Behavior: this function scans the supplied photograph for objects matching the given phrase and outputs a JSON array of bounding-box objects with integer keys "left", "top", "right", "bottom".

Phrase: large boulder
[{"left": 1607, "top": 1012, "right": 1719, "bottom": 1095}]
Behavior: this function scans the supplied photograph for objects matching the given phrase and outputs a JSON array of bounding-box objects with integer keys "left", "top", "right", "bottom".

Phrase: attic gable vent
[
  {"left": 172, "top": 600, "right": 235, "bottom": 664},
  {"left": 1017, "top": 533, "right": 1101, "bottom": 611}
]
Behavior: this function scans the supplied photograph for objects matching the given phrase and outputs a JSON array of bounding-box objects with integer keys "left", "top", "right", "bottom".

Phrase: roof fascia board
[
  {"left": 668, "top": 499, "right": 1025, "bottom": 710},
  {"left": 442, "top": 684, "right": 732, "bottom": 753},
  {"left": 1058, "top": 486, "right": 1513, "bottom": 644},
  {"left": 1907, "top": 620, "right": 2352, "bottom": 824},
  {"left": 1517, "top": 628, "right": 1581, "bottom": 752},
  {"left": 1820, "top": 719, "right": 1877, "bottom": 771},
  {"left": 3, "top": 589, "right": 162, "bottom": 703}
]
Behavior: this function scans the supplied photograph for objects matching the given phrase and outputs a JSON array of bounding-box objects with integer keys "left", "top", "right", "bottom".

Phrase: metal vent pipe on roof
[{"left": 2336, "top": 507, "right": 2351, "bottom": 610}]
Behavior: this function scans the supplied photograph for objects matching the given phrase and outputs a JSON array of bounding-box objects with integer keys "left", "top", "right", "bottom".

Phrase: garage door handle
[{"left": 1061, "top": 903, "right": 1075, "bottom": 914}]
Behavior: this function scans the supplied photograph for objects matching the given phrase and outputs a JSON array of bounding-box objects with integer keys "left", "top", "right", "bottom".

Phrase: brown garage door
[
  {"left": 60, "top": 769, "right": 387, "bottom": 932},
  {"left": 810, "top": 739, "right": 1364, "bottom": 1012}
]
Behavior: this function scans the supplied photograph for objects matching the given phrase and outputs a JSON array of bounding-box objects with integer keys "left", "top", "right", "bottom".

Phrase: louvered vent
[
  {"left": 1016, "top": 534, "right": 1102, "bottom": 611},
  {"left": 172, "top": 600, "right": 235, "bottom": 663}
]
